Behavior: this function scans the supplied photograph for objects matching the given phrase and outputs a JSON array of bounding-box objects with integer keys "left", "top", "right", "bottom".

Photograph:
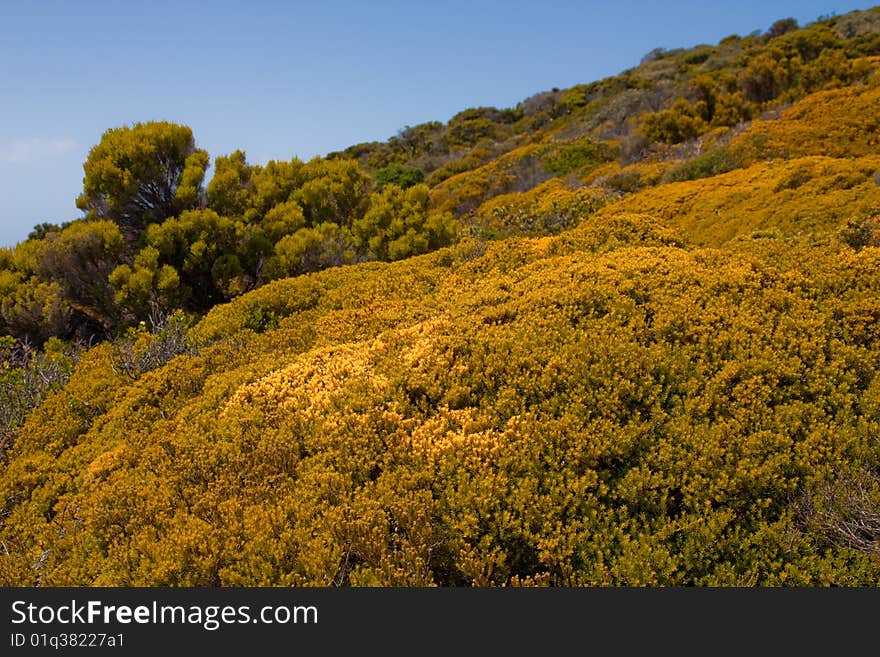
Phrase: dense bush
[
  {"left": 542, "top": 138, "right": 617, "bottom": 175},
  {"left": 110, "top": 311, "right": 196, "bottom": 380},
  {"left": 4, "top": 219, "right": 880, "bottom": 585},
  {"left": 375, "top": 163, "right": 425, "bottom": 189},
  {"left": 610, "top": 155, "right": 880, "bottom": 245},
  {"left": 0, "top": 338, "right": 78, "bottom": 462},
  {"left": 663, "top": 146, "right": 742, "bottom": 183},
  {"left": 641, "top": 99, "right": 708, "bottom": 144},
  {"left": 475, "top": 179, "right": 609, "bottom": 238}
]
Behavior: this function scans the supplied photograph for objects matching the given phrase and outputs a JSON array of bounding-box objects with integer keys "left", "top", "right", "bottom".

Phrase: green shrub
[
  {"left": 664, "top": 147, "right": 741, "bottom": 182},
  {"left": 542, "top": 139, "right": 617, "bottom": 175},
  {"left": 375, "top": 163, "right": 425, "bottom": 190},
  {"left": 839, "top": 213, "right": 880, "bottom": 250},
  {"left": 641, "top": 99, "right": 707, "bottom": 144}
]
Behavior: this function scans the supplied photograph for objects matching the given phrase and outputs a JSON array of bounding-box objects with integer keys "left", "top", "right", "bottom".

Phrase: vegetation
[{"left": 2, "top": 7, "right": 880, "bottom": 586}]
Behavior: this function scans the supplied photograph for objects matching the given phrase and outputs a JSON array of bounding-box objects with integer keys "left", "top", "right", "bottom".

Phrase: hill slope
[{"left": 2, "top": 8, "right": 880, "bottom": 586}]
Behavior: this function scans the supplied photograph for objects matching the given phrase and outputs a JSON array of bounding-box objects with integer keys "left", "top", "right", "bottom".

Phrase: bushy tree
[
  {"left": 271, "top": 222, "right": 356, "bottom": 277},
  {"left": 260, "top": 200, "right": 306, "bottom": 241},
  {"left": 391, "top": 122, "right": 444, "bottom": 157},
  {"left": 35, "top": 221, "right": 126, "bottom": 331},
  {"left": 144, "top": 209, "right": 240, "bottom": 309},
  {"left": 207, "top": 150, "right": 253, "bottom": 218},
  {"left": 353, "top": 184, "right": 458, "bottom": 261},
  {"left": 77, "top": 122, "right": 209, "bottom": 244},
  {"left": 447, "top": 117, "right": 502, "bottom": 149},
  {"left": 292, "top": 159, "right": 372, "bottom": 227},
  {"left": 767, "top": 18, "right": 798, "bottom": 39},
  {"left": 739, "top": 52, "right": 792, "bottom": 103},
  {"left": 247, "top": 159, "right": 306, "bottom": 221},
  {"left": 27, "top": 223, "right": 62, "bottom": 241},
  {"left": 772, "top": 24, "right": 843, "bottom": 62},
  {"left": 109, "top": 246, "right": 182, "bottom": 320},
  {"left": 0, "top": 276, "right": 70, "bottom": 344},
  {"left": 799, "top": 48, "right": 856, "bottom": 92}
]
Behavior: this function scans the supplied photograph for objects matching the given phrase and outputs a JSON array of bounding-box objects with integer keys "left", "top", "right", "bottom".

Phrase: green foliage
[
  {"left": 710, "top": 91, "right": 754, "bottom": 127},
  {"left": 109, "top": 247, "right": 182, "bottom": 320},
  {"left": 770, "top": 24, "right": 843, "bottom": 62},
  {"left": 767, "top": 18, "right": 798, "bottom": 39},
  {"left": 0, "top": 222, "right": 125, "bottom": 342},
  {"left": 392, "top": 122, "right": 446, "bottom": 157},
  {"left": 35, "top": 221, "right": 126, "bottom": 331},
  {"left": 685, "top": 75, "right": 754, "bottom": 128},
  {"left": 143, "top": 209, "right": 241, "bottom": 309},
  {"left": 844, "top": 31, "right": 880, "bottom": 57},
  {"left": 76, "top": 122, "right": 208, "bottom": 244},
  {"left": 447, "top": 117, "right": 503, "bottom": 148},
  {"left": 271, "top": 223, "right": 356, "bottom": 277},
  {"left": 292, "top": 159, "right": 371, "bottom": 227},
  {"left": 174, "top": 150, "right": 210, "bottom": 208},
  {"left": 542, "top": 138, "right": 617, "bottom": 175},
  {"left": 0, "top": 277, "right": 70, "bottom": 345},
  {"left": 191, "top": 276, "right": 324, "bottom": 343},
  {"left": 375, "top": 163, "right": 425, "bottom": 189},
  {"left": 799, "top": 48, "right": 860, "bottom": 93},
  {"left": 27, "top": 223, "right": 61, "bottom": 241},
  {"left": 641, "top": 99, "right": 708, "bottom": 144},
  {"left": 424, "top": 146, "right": 499, "bottom": 188},
  {"left": 246, "top": 159, "right": 306, "bottom": 220},
  {"left": 476, "top": 179, "right": 609, "bottom": 238},
  {"left": 207, "top": 150, "right": 254, "bottom": 218},
  {"left": 353, "top": 184, "right": 458, "bottom": 261},
  {"left": 664, "top": 147, "right": 742, "bottom": 183},
  {"left": 603, "top": 171, "right": 643, "bottom": 195},
  {"left": 739, "top": 52, "right": 796, "bottom": 103}
]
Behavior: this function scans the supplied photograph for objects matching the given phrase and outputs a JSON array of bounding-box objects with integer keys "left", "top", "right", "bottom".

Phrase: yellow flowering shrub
[
  {"left": 474, "top": 179, "right": 609, "bottom": 237},
  {"left": 429, "top": 144, "right": 543, "bottom": 216},
  {"left": 604, "top": 155, "right": 880, "bottom": 245},
  {"left": 5, "top": 25, "right": 880, "bottom": 588},
  {"left": 731, "top": 83, "right": 880, "bottom": 162},
  {"left": 3, "top": 216, "right": 880, "bottom": 585}
]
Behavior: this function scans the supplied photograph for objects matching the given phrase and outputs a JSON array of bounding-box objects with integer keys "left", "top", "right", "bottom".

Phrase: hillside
[{"left": 2, "top": 8, "right": 880, "bottom": 586}]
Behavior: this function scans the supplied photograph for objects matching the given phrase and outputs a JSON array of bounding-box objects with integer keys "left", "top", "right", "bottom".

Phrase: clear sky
[{"left": 0, "top": 0, "right": 874, "bottom": 246}]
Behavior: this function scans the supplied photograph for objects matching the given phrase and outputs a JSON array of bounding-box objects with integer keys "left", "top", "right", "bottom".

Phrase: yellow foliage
[
  {"left": 4, "top": 221, "right": 880, "bottom": 585},
  {"left": 475, "top": 178, "right": 608, "bottom": 237},
  {"left": 429, "top": 144, "right": 544, "bottom": 216},
  {"left": 732, "top": 83, "right": 880, "bottom": 161},
  {"left": 605, "top": 155, "right": 880, "bottom": 245},
  {"left": 6, "top": 34, "right": 880, "bottom": 590}
]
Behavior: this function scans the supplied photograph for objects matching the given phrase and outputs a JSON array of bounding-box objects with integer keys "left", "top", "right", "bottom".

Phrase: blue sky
[{"left": 0, "top": 0, "right": 874, "bottom": 246}]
